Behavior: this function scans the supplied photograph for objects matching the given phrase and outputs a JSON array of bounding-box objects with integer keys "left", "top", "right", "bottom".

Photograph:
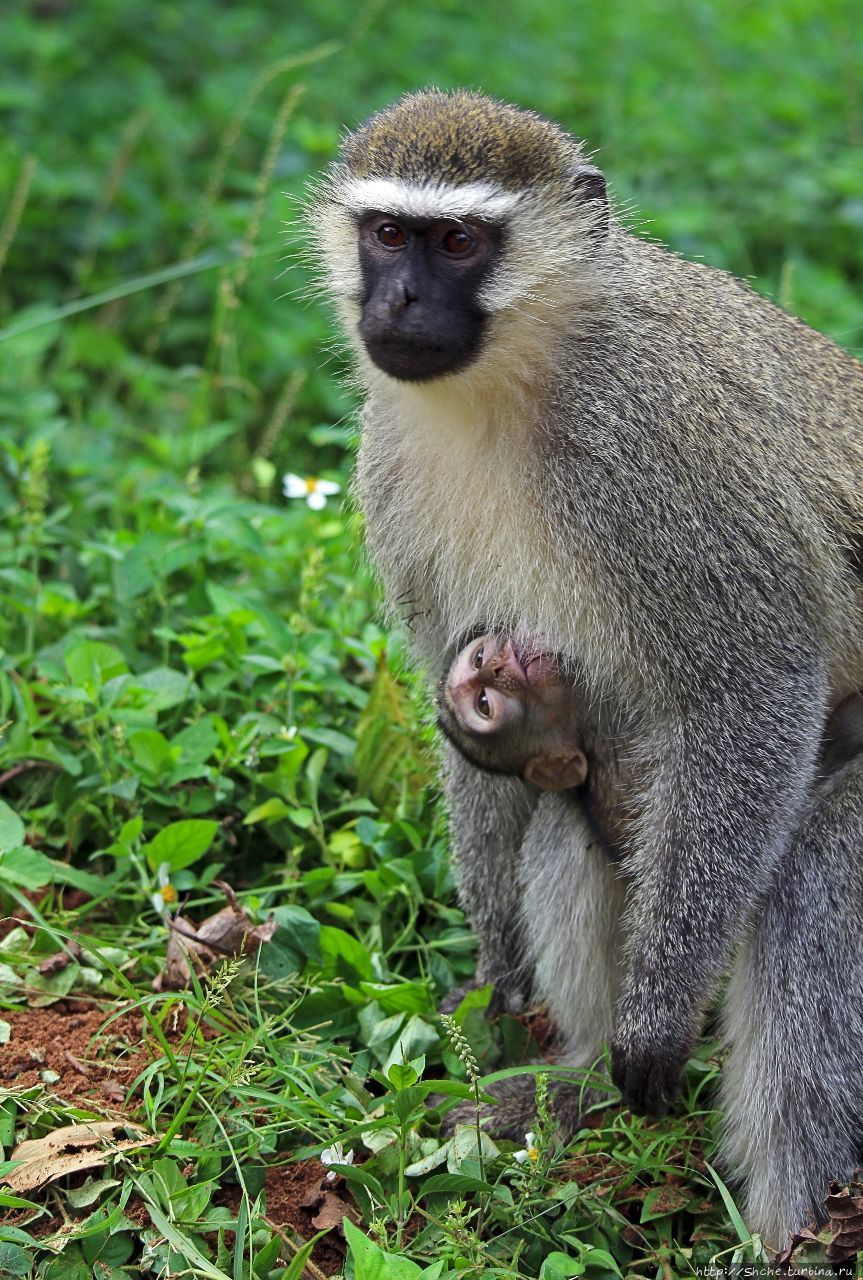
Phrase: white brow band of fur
[{"left": 339, "top": 177, "right": 523, "bottom": 221}]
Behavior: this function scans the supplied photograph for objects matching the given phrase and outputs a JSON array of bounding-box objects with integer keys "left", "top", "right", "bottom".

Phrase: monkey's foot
[
  {"left": 438, "top": 975, "right": 527, "bottom": 1017},
  {"left": 610, "top": 1033, "right": 688, "bottom": 1116},
  {"left": 441, "top": 1073, "right": 596, "bottom": 1142}
]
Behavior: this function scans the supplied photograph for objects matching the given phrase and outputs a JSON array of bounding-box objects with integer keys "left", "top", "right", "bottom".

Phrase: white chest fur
[{"left": 356, "top": 379, "right": 608, "bottom": 673}]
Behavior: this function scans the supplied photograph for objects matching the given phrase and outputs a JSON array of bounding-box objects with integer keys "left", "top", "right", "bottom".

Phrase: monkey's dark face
[{"left": 356, "top": 213, "right": 502, "bottom": 381}]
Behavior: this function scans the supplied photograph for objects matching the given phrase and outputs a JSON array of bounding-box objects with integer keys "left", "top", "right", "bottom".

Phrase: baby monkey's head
[{"left": 437, "top": 633, "right": 589, "bottom": 792}]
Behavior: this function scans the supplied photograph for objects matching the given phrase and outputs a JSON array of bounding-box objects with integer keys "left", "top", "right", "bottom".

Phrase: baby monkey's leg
[{"left": 443, "top": 795, "right": 625, "bottom": 1139}]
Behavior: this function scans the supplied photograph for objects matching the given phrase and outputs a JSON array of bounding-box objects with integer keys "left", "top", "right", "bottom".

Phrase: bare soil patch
[{"left": 0, "top": 1003, "right": 149, "bottom": 1110}]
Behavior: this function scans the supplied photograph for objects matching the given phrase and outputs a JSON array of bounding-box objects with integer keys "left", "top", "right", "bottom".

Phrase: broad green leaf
[
  {"left": 387, "top": 1061, "right": 419, "bottom": 1090},
  {"left": 381, "top": 1015, "right": 438, "bottom": 1076},
  {"left": 130, "top": 667, "right": 191, "bottom": 711},
  {"left": 128, "top": 728, "right": 174, "bottom": 776},
  {"left": 0, "top": 1243, "right": 32, "bottom": 1275},
  {"left": 359, "top": 980, "right": 432, "bottom": 1015},
  {"left": 538, "top": 1253, "right": 586, "bottom": 1278},
  {"left": 243, "top": 797, "right": 291, "bottom": 825},
  {"left": 343, "top": 1218, "right": 423, "bottom": 1279},
  {"left": 0, "top": 802, "right": 24, "bottom": 854},
  {"left": 143, "top": 819, "right": 218, "bottom": 872},
  {"left": 319, "top": 925, "right": 373, "bottom": 980},
  {"left": 404, "top": 1141, "right": 451, "bottom": 1178},
  {"left": 639, "top": 1184, "right": 689, "bottom": 1222},
  {"left": 64, "top": 641, "right": 129, "bottom": 692},
  {"left": 0, "top": 847, "right": 104, "bottom": 894}
]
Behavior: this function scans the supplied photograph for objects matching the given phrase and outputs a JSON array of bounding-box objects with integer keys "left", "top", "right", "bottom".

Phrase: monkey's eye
[
  {"left": 376, "top": 223, "right": 407, "bottom": 249},
  {"left": 476, "top": 689, "right": 491, "bottom": 718},
  {"left": 441, "top": 227, "right": 474, "bottom": 256},
  {"left": 473, "top": 644, "right": 484, "bottom": 669}
]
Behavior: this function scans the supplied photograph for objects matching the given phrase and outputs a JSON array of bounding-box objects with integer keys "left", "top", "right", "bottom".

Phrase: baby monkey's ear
[{"left": 523, "top": 750, "right": 588, "bottom": 792}]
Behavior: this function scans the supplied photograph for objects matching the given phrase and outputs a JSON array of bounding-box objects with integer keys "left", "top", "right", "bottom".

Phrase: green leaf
[
  {"left": 319, "top": 925, "right": 373, "bottom": 980},
  {"left": 387, "top": 1061, "right": 419, "bottom": 1090},
  {"left": 639, "top": 1184, "right": 689, "bottom": 1222},
  {"left": 128, "top": 728, "right": 174, "bottom": 776},
  {"left": 343, "top": 1218, "right": 423, "bottom": 1279},
  {"left": 269, "top": 905, "right": 320, "bottom": 961},
  {"left": 280, "top": 1232, "right": 330, "bottom": 1279},
  {"left": 143, "top": 819, "right": 218, "bottom": 872},
  {"left": 359, "top": 981, "right": 432, "bottom": 1015},
  {"left": 172, "top": 716, "right": 220, "bottom": 763},
  {"left": 417, "top": 1173, "right": 495, "bottom": 1197},
  {"left": 538, "top": 1253, "right": 586, "bottom": 1279},
  {"left": 64, "top": 641, "right": 129, "bottom": 692},
  {"left": 131, "top": 667, "right": 192, "bottom": 711},
  {"left": 0, "top": 802, "right": 25, "bottom": 854},
  {"left": 0, "top": 1243, "right": 32, "bottom": 1276},
  {"left": 143, "top": 1201, "right": 231, "bottom": 1279},
  {"left": 243, "top": 797, "right": 291, "bottom": 825},
  {"left": 390, "top": 1084, "right": 431, "bottom": 1124},
  {"left": 0, "top": 847, "right": 104, "bottom": 894},
  {"left": 381, "top": 1015, "right": 438, "bottom": 1076}
]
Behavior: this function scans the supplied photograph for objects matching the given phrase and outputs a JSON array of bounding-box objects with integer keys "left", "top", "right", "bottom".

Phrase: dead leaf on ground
[
  {"left": 772, "top": 1227, "right": 820, "bottom": 1272},
  {"left": 3, "top": 1119, "right": 158, "bottom": 1192},
  {"left": 153, "top": 882, "right": 278, "bottom": 991},
  {"left": 825, "top": 1178, "right": 863, "bottom": 1264},
  {"left": 300, "top": 1180, "right": 360, "bottom": 1235},
  {"left": 38, "top": 939, "right": 83, "bottom": 976}
]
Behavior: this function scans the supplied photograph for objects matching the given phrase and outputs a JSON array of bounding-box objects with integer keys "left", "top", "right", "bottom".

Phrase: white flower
[
  {"left": 320, "top": 1141, "right": 354, "bottom": 1181},
  {"left": 283, "top": 472, "right": 341, "bottom": 510},
  {"left": 513, "top": 1131, "right": 539, "bottom": 1164},
  {"left": 151, "top": 862, "right": 177, "bottom": 914}
]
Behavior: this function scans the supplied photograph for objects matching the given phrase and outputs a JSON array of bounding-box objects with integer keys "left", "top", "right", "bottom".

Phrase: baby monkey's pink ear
[{"left": 523, "top": 750, "right": 588, "bottom": 792}]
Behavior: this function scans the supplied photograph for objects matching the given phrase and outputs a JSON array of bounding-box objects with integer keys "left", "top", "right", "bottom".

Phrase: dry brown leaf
[
  {"left": 4, "top": 1120, "right": 157, "bottom": 1192},
  {"left": 153, "top": 885, "right": 277, "bottom": 991},
  {"left": 310, "top": 1189, "right": 359, "bottom": 1233},
  {"left": 100, "top": 1078, "right": 126, "bottom": 1104},
  {"left": 825, "top": 1178, "right": 863, "bottom": 1264},
  {"left": 772, "top": 1227, "right": 820, "bottom": 1272},
  {"left": 38, "top": 940, "right": 83, "bottom": 976}
]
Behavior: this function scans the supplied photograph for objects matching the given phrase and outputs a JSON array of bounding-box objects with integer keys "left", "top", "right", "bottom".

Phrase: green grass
[{"left": 0, "top": 1, "right": 860, "bottom": 1275}]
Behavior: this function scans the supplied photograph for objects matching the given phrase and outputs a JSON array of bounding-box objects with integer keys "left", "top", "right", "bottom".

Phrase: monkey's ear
[
  {"left": 524, "top": 750, "right": 588, "bottom": 792},
  {"left": 571, "top": 164, "right": 608, "bottom": 236}
]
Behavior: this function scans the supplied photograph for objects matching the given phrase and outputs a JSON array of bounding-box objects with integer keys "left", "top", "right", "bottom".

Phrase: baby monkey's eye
[
  {"left": 473, "top": 645, "right": 484, "bottom": 669},
  {"left": 477, "top": 689, "right": 491, "bottom": 717}
]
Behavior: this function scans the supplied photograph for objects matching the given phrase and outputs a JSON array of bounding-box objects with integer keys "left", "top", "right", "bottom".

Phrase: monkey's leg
[
  {"left": 721, "top": 758, "right": 863, "bottom": 1252},
  {"left": 439, "top": 742, "right": 538, "bottom": 1014},
  {"left": 443, "top": 796, "right": 625, "bottom": 1139},
  {"left": 611, "top": 659, "right": 828, "bottom": 1116}
]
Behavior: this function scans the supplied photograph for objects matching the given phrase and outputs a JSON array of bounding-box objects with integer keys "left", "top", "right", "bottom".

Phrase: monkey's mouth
[
  {"left": 510, "top": 640, "right": 557, "bottom": 685},
  {"left": 361, "top": 332, "right": 478, "bottom": 382}
]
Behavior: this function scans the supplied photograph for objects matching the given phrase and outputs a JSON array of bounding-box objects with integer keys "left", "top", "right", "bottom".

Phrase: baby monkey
[{"left": 438, "top": 632, "right": 863, "bottom": 862}]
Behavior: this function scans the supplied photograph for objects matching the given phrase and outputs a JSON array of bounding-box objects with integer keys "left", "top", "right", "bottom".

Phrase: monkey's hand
[
  {"left": 439, "top": 973, "right": 527, "bottom": 1017},
  {"left": 609, "top": 1025, "right": 692, "bottom": 1117}
]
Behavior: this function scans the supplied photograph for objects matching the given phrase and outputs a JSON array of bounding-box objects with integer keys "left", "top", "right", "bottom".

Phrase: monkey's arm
[
  {"left": 611, "top": 661, "right": 827, "bottom": 1115},
  {"left": 441, "top": 741, "right": 538, "bottom": 1013}
]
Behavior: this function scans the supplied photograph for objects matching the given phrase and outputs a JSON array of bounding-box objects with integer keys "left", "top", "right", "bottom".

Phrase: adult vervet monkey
[{"left": 309, "top": 89, "right": 863, "bottom": 1246}]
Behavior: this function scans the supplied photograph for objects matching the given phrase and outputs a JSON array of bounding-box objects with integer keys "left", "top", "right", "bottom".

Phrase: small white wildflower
[
  {"left": 283, "top": 472, "right": 340, "bottom": 510},
  {"left": 320, "top": 1142, "right": 354, "bottom": 1182},
  {"left": 513, "top": 1131, "right": 539, "bottom": 1165},
  {"left": 278, "top": 724, "right": 298, "bottom": 741},
  {"left": 151, "top": 862, "right": 177, "bottom": 914}
]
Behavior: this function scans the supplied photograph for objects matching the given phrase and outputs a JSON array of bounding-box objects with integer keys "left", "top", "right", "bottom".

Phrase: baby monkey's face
[
  {"left": 446, "top": 634, "right": 570, "bottom": 741},
  {"left": 442, "top": 634, "right": 589, "bottom": 791}
]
